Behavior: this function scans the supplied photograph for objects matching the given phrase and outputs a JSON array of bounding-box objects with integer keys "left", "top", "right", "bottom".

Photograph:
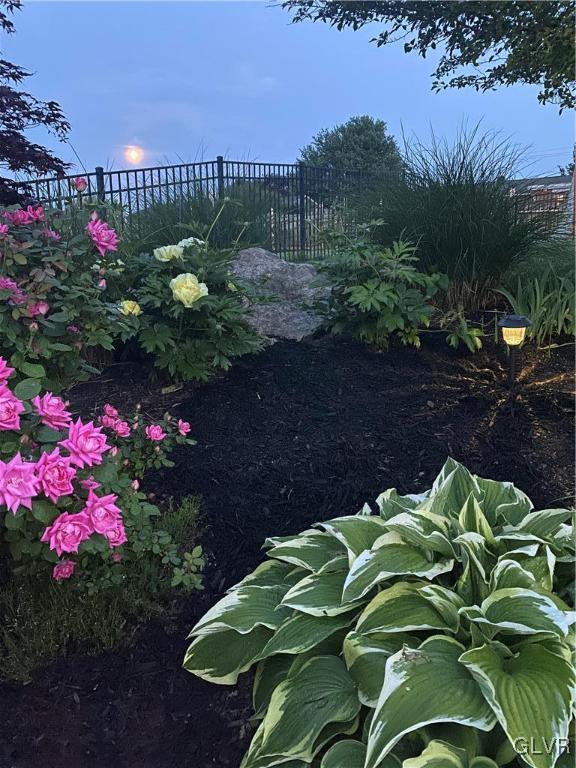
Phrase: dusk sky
[{"left": 4, "top": 1, "right": 573, "bottom": 177}]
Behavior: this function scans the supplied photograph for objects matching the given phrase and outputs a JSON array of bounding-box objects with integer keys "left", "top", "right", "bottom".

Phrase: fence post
[
  {"left": 216, "top": 155, "right": 225, "bottom": 199},
  {"left": 298, "top": 161, "right": 306, "bottom": 251},
  {"left": 95, "top": 166, "right": 105, "bottom": 202}
]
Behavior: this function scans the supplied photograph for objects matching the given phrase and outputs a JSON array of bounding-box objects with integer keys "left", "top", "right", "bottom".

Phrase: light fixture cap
[{"left": 498, "top": 314, "right": 532, "bottom": 329}]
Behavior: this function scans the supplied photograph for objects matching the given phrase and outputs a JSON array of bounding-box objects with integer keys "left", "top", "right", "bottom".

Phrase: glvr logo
[{"left": 514, "top": 737, "right": 571, "bottom": 756}]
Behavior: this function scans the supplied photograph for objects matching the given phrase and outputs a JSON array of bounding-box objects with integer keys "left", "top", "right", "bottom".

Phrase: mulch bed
[{"left": 0, "top": 334, "right": 573, "bottom": 768}]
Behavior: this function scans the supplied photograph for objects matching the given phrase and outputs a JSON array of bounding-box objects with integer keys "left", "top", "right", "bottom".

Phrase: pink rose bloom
[
  {"left": 52, "top": 559, "right": 77, "bottom": 581},
  {"left": 177, "top": 419, "right": 191, "bottom": 436},
  {"left": 114, "top": 420, "right": 130, "bottom": 438},
  {"left": 145, "top": 425, "right": 166, "bottom": 442},
  {"left": 41, "top": 511, "right": 93, "bottom": 556},
  {"left": 0, "top": 453, "right": 40, "bottom": 513},
  {"left": 35, "top": 448, "right": 76, "bottom": 503},
  {"left": 110, "top": 446, "right": 119, "bottom": 457},
  {"left": 0, "top": 357, "right": 14, "bottom": 382},
  {"left": 100, "top": 414, "right": 117, "bottom": 429},
  {"left": 67, "top": 324, "right": 80, "bottom": 334},
  {"left": 59, "top": 418, "right": 109, "bottom": 468},
  {"left": 9, "top": 289, "right": 27, "bottom": 306},
  {"left": 131, "top": 479, "right": 140, "bottom": 491},
  {"left": 28, "top": 300, "right": 50, "bottom": 317},
  {"left": 0, "top": 385, "right": 25, "bottom": 431},
  {"left": 80, "top": 476, "right": 101, "bottom": 491},
  {"left": 86, "top": 218, "right": 119, "bottom": 257},
  {"left": 97, "top": 278, "right": 107, "bottom": 289},
  {"left": 0, "top": 223, "right": 9, "bottom": 236},
  {"left": 82, "top": 489, "right": 122, "bottom": 534},
  {"left": 72, "top": 177, "right": 88, "bottom": 192},
  {"left": 111, "top": 551, "right": 123, "bottom": 563},
  {"left": 32, "top": 392, "right": 72, "bottom": 431},
  {"left": 103, "top": 404, "right": 118, "bottom": 418},
  {"left": 41, "top": 228, "right": 61, "bottom": 241},
  {"left": 104, "top": 518, "right": 127, "bottom": 549},
  {"left": 0, "top": 276, "right": 18, "bottom": 294},
  {"left": 6, "top": 205, "right": 44, "bottom": 225}
]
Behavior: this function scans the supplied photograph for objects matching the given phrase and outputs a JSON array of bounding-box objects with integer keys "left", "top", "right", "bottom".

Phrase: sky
[{"left": 3, "top": 0, "right": 574, "bottom": 178}]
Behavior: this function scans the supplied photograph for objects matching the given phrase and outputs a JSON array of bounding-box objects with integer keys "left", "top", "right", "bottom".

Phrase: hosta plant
[{"left": 184, "top": 459, "right": 575, "bottom": 768}]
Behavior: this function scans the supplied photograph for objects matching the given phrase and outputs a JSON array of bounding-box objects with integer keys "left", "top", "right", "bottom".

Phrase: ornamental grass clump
[{"left": 184, "top": 459, "right": 575, "bottom": 768}]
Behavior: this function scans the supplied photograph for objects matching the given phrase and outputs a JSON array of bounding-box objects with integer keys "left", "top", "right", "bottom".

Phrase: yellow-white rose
[
  {"left": 169, "top": 273, "right": 209, "bottom": 308},
  {"left": 119, "top": 300, "right": 142, "bottom": 316},
  {"left": 154, "top": 244, "right": 184, "bottom": 262}
]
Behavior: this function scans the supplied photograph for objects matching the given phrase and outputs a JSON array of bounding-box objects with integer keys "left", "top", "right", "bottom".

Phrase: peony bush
[
  {"left": 184, "top": 459, "right": 575, "bottom": 768},
  {"left": 0, "top": 357, "right": 203, "bottom": 592},
  {"left": 0, "top": 203, "right": 129, "bottom": 392}
]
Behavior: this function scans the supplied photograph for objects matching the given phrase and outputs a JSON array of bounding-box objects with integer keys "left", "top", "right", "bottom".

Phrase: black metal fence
[{"left": 13, "top": 158, "right": 386, "bottom": 258}]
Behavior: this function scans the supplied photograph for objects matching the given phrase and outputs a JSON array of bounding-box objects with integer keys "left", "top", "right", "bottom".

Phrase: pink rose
[
  {"left": 59, "top": 419, "right": 109, "bottom": 468},
  {"left": 28, "top": 300, "right": 50, "bottom": 317},
  {"left": 111, "top": 551, "right": 123, "bottom": 563},
  {"left": 113, "top": 420, "right": 130, "bottom": 437},
  {"left": 105, "top": 518, "right": 127, "bottom": 549},
  {"left": 41, "top": 228, "right": 61, "bottom": 241},
  {"left": 100, "top": 414, "right": 117, "bottom": 429},
  {"left": 36, "top": 448, "right": 76, "bottom": 503},
  {"left": 97, "top": 278, "right": 107, "bottom": 290},
  {"left": 32, "top": 392, "right": 72, "bottom": 431},
  {"left": 86, "top": 218, "right": 119, "bottom": 258},
  {"left": 41, "top": 511, "right": 93, "bottom": 556},
  {"left": 0, "top": 223, "right": 9, "bottom": 236},
  {"left": 72, "top": 177, "right": 88, "bottom": 193},
  {"left": 0, "top": 453, "right": 40, "bottom": 513},
  {"left": 0, "top": 357, "right": 14, "bottom": 382},
  {"left": 5, "top": 205, "right": 44, "bottom": 226},
  {"left": 177, "top": 419, "right": 191, "bottom": 436},
  {"left": 53, "top": 559, "right": 76, "bottom": 581},
  {"left": 67, "top": 324, "right": 80, "bottom": 334},
  {"left": 82, "top": 489, "right": 122, "bottom": 534},
  {"left": 145, "top": 425, "right": 166, "bottom": 442},
  {"left": 110, "top": 447, "right": 119, "bottom": 457},
  {"left": 103, "top": 404, "right": 118, "bottom": 418},
  {"left": 0, "top": 385, "right": 25, "bottom": 431},
  {"left": 80, "top": 476, "right": 101, "bottom": 491}
]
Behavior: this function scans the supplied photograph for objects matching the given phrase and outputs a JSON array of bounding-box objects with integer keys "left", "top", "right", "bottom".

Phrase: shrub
[
  {"left": 317, "top": 226, "right": 447, "bottom": 349},
  {"left": 0, "top": 204, "right": 127, "bottom": 392},
  {"left": 113, "top": 232, "right": 261, "bottom": 382},
  {"left": 184, "top": 458, "right": 575, "bottom": 768},
  {"left": 0, "top": 358, "right": 203, "bottom": 593}
]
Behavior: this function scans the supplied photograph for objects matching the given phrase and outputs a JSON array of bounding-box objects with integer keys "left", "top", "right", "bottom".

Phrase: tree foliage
[
  {"left": 0, "top": 0, "right": 70, "bottom": 203},
  {"left": 282, "top": 1, "right": 575, "bottom": 111},
  {"left": 299, "top": 115, "right": 402, "bottom": 174}
]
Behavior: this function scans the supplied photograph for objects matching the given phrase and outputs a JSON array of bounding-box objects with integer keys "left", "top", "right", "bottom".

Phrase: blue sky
[{"left": 4, "top": 1, "right": 573, "bottom": 177}]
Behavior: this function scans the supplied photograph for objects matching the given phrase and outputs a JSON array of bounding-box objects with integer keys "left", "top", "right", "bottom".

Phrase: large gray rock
[{"left": 231, "top": 247, "right": 329, "bottom": 341}]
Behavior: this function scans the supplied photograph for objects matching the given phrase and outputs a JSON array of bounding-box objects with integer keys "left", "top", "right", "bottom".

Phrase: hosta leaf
[
  {"left": 454, "top": 532, "right": 493, "bottom": 605},
  {"left": 490, "top": 559, "right": 537, "bottom": 591},
  {"left": 241, "top": 722, "right": 309, "bottom": 768},
  {"left": 475, "top": 476, "right": 533, "bottom": 526},
  {"left": 183, "top": 626, "right": 273, "bottom": 685},
  {"left": 343, "top": 631, "right": 417, "bottom": 708},
  {"left": 460, "top": 642, "right": 575, "bottom": 768},
  {"left": 366, "top": 636, "right": 495, "bottom": 768},
  {"left": 258, "top": 611, "right": 355, "bottom": 659},
  {"left": 385, "top": 509, "right": 454, "bottom": 557},
  {"left": 281, "top": 568, "right": 363, "bottom": 617},
  {"left": 356, "top": 582, "right": 462, "bottom": 635},
  {"left": 233, "top": 559, "right": 305, "bottom": 591},
  {"left": 265, "top": 530, "right": 346, "bottom": 572},
  {"left": 403, "top": 739, "right": 468, "bottom": 768},
  {"left": 458, "top": 494, "right": 495, "bottom": 546},
  {"left": 513, "top": 509, "right": 573, "bottom": 541},
  {"left": 318, "top": 516, "right": 389, "bottom": 563},
  {"left": 256, "top": 656, "right": 361, "bottom": 764},
  {"left": 343, "top": 532, "right": 453, "bottom": 602},
  {"left": 428, "top": 459, "right": 481, "bottom": 519},
  {"left": 190, "top": 585, "right": 292, "bottom": 636},
  {"left": 460, "top": 588, "right": 575, "bottom": 639},
  {"left": 375, "top": 487, "right": 427, "bottom": 520},
  {"left": 253, "top": 655, "right": 293, "bottom": 719},
  {"left": 320, "top": 740, "right": 367, "bottom": 768}
]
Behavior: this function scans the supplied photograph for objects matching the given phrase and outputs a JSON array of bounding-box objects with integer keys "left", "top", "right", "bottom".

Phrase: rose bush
[
  {"left": 0, "top": 204, "right": 130, "bottom": 392},
  {"left": 0, "top": 357, "right": 203, "bottom": 593}
]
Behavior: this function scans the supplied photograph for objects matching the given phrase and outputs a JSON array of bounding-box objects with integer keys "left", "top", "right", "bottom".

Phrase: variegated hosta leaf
[
  {"left": 281, "top": 567, "right": 364, "bottom": 617},
  {"left": 343, "top": 631, "right": 417, "bottom": 707},
  {"left": 385, "top": 509, "right": 454, "bottom": 557},
  {"left": 459, "top": 494, "right": 495, "bottom": 546},
  {"left": 365, "top": 636, "right": 496, "bottom": 768},
  {"left": 257, "top": 610, "right": 355, "bottom": 659},
  {"left": 253, "top": 655, "right": 294, "bottom": 719},
  {"left": 403, "top": 739, "right": 468, "bottom": 768},
  {"left": 190, "top": 585, "right": 292, "bottom": 636},
  {"left": 469, "top": 760, "right": 500, "bottom": 768},
  {"left": 489, "top": 559, "right": 537, "bottom": 591},
  {"left": 240, "top": 721, "right": 311, "bottom": 768},
  {"left": 265, "top": 530, "right": 347, "bottom": 573},
  {"left": 183, "top": 626, "right": 273, "bottom": 685},
  {"left": 251, "top": 656, "right": 360, "bottom": 765},
  {"left": 513, "top": 508, "right": 573, "bottom": 541},
  {"left": 454, "top": 532, "right": 494, "bottom": 605},
  {"left": 356, "top": 582, "right": 463, "bottom": 635},
  {"left": 460, "top": 588, "right": 576, "bottom": 639},
  {"left": 427, "top": 459, "right": 482, "bottom": 519},
  {"left": 320, "top": 740, "right": 367, "bottom": 768},
  {"left": 376, "top": 487, "right": 427, "bottom": 520},
  {"left": 474, "top": 475, "right": 533, "bottom": 526},
  {"left": 317, "top": 515, "right": 389, "bottom": 564},
  {"left": 343, "top": 531, "right": 454, "bottom": 602},
  {"left": 233, "top": 559, "right": 306, "bottom": 591},
  {"left": 460, "top": 641, "right": 575, "bottom": 768}
]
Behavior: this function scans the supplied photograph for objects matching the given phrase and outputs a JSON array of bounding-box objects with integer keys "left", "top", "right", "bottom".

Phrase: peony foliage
[{"left": 184, "top": 459, "right": 575, "bottom": 768}]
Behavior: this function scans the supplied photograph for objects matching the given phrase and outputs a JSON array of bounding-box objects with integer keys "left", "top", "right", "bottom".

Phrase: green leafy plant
[
  {"left": 440, "top": 306, "right": 484, "bottom": 353},
  {"left": 184, "top": 458, "right": 575, "bottom": 768},
  {"left": 497, "top": 269, "right": 575, "bottom": 347},
  {"left": 317, "top": 225, "right": 447, "bottom": 349}
]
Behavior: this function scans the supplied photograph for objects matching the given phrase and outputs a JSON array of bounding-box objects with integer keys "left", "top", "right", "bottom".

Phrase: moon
[{"left": 124, "top": 145, "right": 144, "bottom": 165}]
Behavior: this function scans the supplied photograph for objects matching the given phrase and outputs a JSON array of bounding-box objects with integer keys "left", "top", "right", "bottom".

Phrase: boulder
[{"left": 231, "top": 247, "right": 329, "bottom": 341}]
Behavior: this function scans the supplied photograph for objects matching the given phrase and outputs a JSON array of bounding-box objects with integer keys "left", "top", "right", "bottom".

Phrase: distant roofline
[{"left": 512, "top": 174, "right": 572, "bottom": 187}]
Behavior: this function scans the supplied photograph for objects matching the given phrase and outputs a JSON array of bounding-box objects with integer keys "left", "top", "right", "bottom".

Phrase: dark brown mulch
[{"left": 0, "top": 334, "right": 573, "bottom": 768}]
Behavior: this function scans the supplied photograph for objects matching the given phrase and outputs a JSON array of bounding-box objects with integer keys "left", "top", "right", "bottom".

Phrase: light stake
[{"left": 498, "top": 314, "right": 531, "bottom": 387}]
